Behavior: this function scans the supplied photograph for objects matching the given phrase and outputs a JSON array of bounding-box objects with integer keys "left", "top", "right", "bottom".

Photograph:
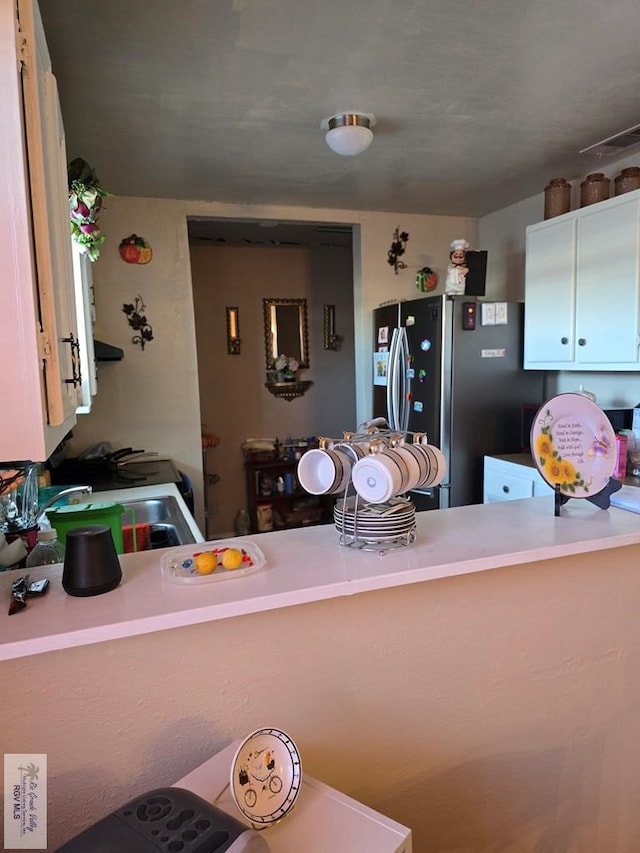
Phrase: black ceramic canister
[{"left": 62, "top": 524, "right": 122, "bottom": 597}]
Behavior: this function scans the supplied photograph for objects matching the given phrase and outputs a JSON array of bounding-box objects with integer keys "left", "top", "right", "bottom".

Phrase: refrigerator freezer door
[
  {"left": 400, "top": 295, "right": 448, "bottom": 509},
  {"left": 401, "top": 296, "right": 446, "bottom": 448}
]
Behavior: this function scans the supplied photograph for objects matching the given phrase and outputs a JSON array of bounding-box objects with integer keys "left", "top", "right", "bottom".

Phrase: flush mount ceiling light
[{"left": 321, "top": 112, "right": 376, "bottom": 156}]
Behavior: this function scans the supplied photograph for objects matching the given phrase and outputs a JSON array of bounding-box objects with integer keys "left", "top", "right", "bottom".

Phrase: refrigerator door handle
[
  {"left": 387, "top": 327, "right": 401, "bottom": 430},
  {"left": 398, "top": 327, "right": 410, "bottom": 432}
]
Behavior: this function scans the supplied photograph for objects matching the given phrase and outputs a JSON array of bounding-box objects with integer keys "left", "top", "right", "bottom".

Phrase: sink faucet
[{"left": 36, "top": 485, "right": 93, "bottom": 521}]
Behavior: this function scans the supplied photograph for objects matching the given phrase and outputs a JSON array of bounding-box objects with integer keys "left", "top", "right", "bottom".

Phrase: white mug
[
  {"left": 331, "top": 441, "right": 366, "bottom": 463},
  {"left": 351, "top": 453, "right": 404, "bottom": 503},
  {"left": 421, "top": 444, "right": 447, "bottom": 487},
  {"left": 297, "top": 447, "right": 353, "bottom": 495},
  {"left": 382, "top": 448, "right": 415, "bottom": 493},
  {"left": 387, "top": 445, "right": 425, "bottom": 491}
]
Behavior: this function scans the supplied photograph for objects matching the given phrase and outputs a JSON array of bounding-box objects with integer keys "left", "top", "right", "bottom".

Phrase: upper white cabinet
[
  {"left": 0, "top": 0, "right": 81, "bottom": 461},
  {"left": 524, "top": 190, "right": 640, "bottom": 370}
]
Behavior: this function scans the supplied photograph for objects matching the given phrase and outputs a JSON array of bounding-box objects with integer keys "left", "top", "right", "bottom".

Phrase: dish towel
[{"left": 609, "top": 484, "right": 640, "bottom": 514}]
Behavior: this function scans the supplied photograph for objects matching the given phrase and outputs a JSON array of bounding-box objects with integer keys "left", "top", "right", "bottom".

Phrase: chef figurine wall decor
[
  {"left": 445, "top": 239, "right": 489, "bottom": 297},
  {"left": 445, "top": 238, "right": 470, "bottom": 295}
]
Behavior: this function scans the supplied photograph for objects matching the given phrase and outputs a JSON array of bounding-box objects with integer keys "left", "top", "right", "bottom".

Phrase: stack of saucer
[{"left": 334, "top": 497, "right": 416, "bottom": 543}]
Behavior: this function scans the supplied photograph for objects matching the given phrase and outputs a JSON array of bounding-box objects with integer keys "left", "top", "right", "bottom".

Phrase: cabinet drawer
[{"left": 484, "top": 471, "right": 535, "bottom": 503}]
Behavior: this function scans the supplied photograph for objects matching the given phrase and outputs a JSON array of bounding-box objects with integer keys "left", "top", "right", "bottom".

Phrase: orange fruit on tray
[
  {"left": 194, "top": 552, "right": 218, "bottom": 574},
  {"left": 221, "top": 548, "right": 243, "bottom": 570}
]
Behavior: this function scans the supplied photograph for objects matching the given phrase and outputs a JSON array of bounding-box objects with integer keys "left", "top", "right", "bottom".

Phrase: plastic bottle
[
  {"left": 25, "top": 528, "right": 65, "bottom": 567},
  {"left": 234, "top": 509, "right": 251, "bottom": 537}
]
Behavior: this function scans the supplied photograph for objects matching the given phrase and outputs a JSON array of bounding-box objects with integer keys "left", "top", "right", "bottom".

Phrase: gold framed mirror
[{"left": 263, "top": 298, "right": 309, "bottom": 369}]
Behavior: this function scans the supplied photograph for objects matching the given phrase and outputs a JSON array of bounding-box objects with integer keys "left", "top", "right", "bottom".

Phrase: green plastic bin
[{"left": 44, "top": 502, "right": 135, "bottom": 555}]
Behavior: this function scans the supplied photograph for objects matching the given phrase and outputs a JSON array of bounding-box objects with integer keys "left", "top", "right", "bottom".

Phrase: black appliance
[
  {"left": 55, "top": 786, "right": 268, "bottom": 852},
  {"left": 373, "top": 295, "right": 545, "bottom": 510}
]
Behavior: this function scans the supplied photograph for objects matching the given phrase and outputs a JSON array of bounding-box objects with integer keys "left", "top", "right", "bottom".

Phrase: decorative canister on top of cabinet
[
  {"left": 580, "top": 172, "right": 610, "bottom": 207},
  {"left": 614, "top": 167, "right": 640, "bottom": 196},
  {"left": 544, "top": 177, "right": 572, "bottom": 219}
]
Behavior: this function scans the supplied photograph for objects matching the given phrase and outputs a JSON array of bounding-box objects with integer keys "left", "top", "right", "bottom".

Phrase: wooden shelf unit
[{"left": 244, "top": 455, "right": 335, "bottom": 534}]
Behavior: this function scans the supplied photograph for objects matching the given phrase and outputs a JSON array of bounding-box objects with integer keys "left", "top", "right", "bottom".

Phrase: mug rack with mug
[{"left": 296, "top": 426, "right": 446, "bottom": 552}]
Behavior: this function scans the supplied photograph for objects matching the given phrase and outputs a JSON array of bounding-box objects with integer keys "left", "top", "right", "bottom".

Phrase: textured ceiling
[{"left": 39, "top": 0, "right": 640, "bottom": 218}]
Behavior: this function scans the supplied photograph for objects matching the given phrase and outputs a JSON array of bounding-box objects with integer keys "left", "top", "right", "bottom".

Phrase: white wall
[
  {"left": 2, "top": 545, "right": 640, "bottom": 852},
  {"left": 480, "top": 152, "right": 640, "bottom": 407},
  {"left": 69, "top": 198, "right": 477, "bottom": 530}
]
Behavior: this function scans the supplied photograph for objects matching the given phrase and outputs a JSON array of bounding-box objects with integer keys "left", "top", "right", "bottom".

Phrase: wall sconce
[
  {"left": 226, "top": 307, "right": 240, "bottom": 355},
  {"left": 323, "top": 305, "right": 341, "bottom": 350}
]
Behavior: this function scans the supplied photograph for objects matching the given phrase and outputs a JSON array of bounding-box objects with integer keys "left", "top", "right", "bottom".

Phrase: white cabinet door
[
  {"left": 483, "top": 456, "right": 553, "bottom": 504},
  {"left": 0, "top": 0, "right": 82, "bottom": 462},
  {"left": 20, "top": 0, "right": 81, "bottom": 425},
  {"left": 524, "top": 218, "right": 576, "bottom": 366},
  {"left": 524, "top": 191, "right": 640, "bottom": 371},
  {"left": 576, "top": 197, "right": 640, "bottom": 365}
]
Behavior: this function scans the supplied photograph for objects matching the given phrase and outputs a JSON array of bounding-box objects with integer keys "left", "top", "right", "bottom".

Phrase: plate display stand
[
  {"left": 210, "top": 727, "right": 302, "bottom": 833},
  {"left": 553, "top": 478, "right": 622, "bottom": 517},
  {"left": 323, "top": 426, "right": 420, "bottom": 553},
  {"left": 529, "top": 392, "right": 623, "bottom": 518}
]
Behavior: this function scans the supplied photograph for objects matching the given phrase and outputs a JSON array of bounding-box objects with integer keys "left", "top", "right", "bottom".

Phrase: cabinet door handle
[
  {"left": 502, "top": 485, "right": 510, "bottom": 493},
  {"left": 62, "top": 333, "right": 82, "bottom": 387},
  {"left": 578, "top": 338, "right": 586, "bottom": 346},
  {"left": 560, "top": 337, "right": 569, "bottom": 345}
]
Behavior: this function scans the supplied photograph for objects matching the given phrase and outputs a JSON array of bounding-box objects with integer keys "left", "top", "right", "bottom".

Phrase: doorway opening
[{"left": 187, "top": 217, "right": 356, "bottom": 538}]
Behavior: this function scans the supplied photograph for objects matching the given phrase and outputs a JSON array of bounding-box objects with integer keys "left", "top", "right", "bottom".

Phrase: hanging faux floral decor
[{"left": 68, "top": 157, "right": 111, "bottom": 261}]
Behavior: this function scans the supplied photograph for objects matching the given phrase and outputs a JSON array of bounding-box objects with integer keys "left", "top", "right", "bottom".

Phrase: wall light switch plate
[
  {"left": 495, "top": 302, "right": 508, "bottom": 324},
  {"left": 481, "top": 303, "right": 496, "bottom": 325}
]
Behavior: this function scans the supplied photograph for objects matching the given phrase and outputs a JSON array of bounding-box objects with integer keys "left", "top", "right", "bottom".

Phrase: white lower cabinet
[{"left": 483, "top": 455, "right": 553, "bottom": 503}]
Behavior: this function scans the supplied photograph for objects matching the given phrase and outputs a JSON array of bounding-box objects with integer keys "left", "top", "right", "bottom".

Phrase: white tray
[{"left": 160, "top": 540, "right": 266, "bottom": 585}]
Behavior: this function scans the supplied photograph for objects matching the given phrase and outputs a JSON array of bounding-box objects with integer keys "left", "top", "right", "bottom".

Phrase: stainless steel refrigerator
[{"left": 373, "top": 295, "right": 544, "bottom": 510}]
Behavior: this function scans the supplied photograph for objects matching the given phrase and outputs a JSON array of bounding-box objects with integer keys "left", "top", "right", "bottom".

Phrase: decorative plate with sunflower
[{"left": 531, "top": 393, "right": 617, "bottom": 498}]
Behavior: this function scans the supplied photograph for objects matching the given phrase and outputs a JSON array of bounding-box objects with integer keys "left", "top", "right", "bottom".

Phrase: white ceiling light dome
[{"left": 321, "top": 112, "right": 376, "bottom": 156}]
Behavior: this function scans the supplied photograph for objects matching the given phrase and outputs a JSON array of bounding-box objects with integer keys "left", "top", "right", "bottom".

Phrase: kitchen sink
[{"left": 119, "top": 495, "right": 197, "bottom": 550}]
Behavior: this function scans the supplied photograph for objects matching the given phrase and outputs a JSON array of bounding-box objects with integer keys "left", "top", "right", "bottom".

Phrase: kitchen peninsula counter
[{"left": 2, "top": 494, "right": 640, "bottom": 661}]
